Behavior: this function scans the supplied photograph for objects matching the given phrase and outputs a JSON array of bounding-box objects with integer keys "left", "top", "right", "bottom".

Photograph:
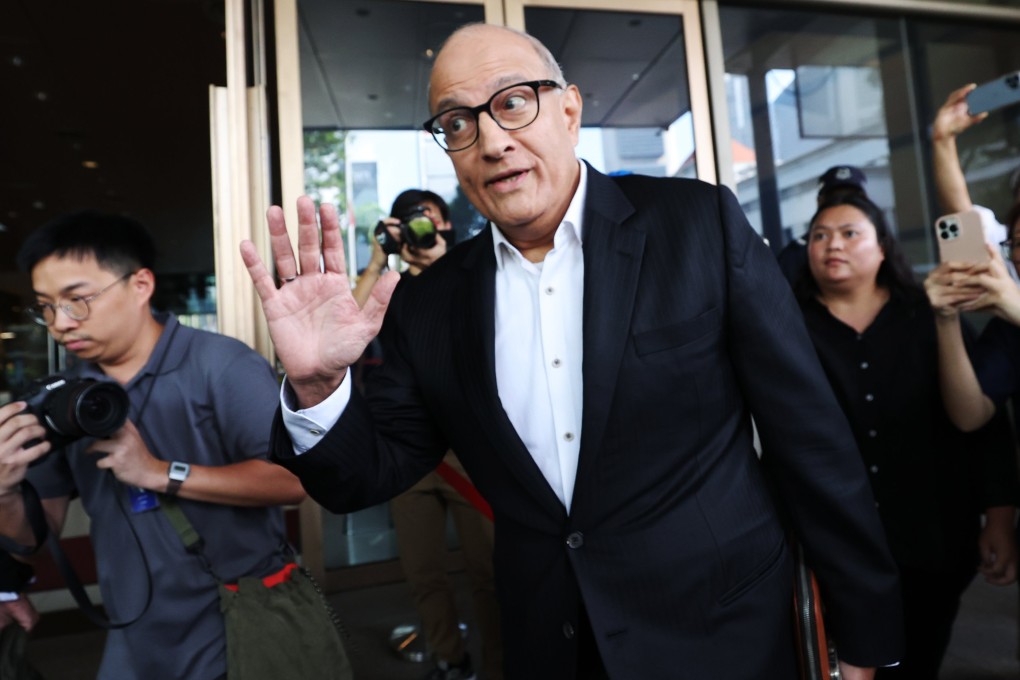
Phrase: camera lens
[
  {"left": 404, "top": 211, "right": 437, "bottom": 249},
  {"left": 73, "top": 382, "right": 129, "bottom": 437}
]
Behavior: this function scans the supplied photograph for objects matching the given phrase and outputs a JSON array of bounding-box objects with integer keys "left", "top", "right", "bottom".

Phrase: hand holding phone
[{"left": 935, "top": 209, "right": 990, "bottom": 264}]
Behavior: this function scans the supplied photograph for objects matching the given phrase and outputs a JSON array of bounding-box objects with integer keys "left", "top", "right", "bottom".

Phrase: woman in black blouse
[{"left": 794, "top": 194, "right": 1018, "bottom": 679}]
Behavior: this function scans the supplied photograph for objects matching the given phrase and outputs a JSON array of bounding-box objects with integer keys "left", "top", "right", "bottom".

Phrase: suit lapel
[
  {"left": 572, "top": 167, "right": 644, "bottom": 516},
  {"left": 453, "top": 228, "right": 566, "bottom": 518}
]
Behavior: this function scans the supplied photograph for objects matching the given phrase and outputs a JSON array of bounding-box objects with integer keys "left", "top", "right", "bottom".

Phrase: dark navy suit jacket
[{"left": 271, "top": 165, "right": 903, "bottom": 679}]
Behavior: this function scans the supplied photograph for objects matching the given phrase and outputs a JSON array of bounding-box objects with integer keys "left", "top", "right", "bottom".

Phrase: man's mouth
[
  {"left": 486, "top": 168, "right": 528, "bottom": 189},
  {"left": 62, "top": 337, "right": 90, "bottom": 351}
]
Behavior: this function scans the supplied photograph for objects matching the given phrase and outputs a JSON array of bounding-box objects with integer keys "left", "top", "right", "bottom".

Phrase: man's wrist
[{"left": 289, "top": 370, "right": 348, "bottom": 410}]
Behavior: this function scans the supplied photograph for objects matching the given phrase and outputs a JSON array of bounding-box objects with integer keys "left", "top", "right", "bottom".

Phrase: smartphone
[
  {"left": 966, "top": 71, "right": 1020, "bottom": 115},
  {"left": 935, "top": 209, "right": 990, "bottom": 264}
]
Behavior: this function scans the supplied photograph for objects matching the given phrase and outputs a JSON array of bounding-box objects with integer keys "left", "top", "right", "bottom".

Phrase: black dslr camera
[
  {"left": 18, "top": 376, "right": 130, "bottom": 449},
  {"left": 374, "top": 206, "right": 437, "bottom": 255}
]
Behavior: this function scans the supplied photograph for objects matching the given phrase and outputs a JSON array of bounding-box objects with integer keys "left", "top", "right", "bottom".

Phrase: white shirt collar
[{"left": 491, "top": 160, "right": 587, "bottom": 270}]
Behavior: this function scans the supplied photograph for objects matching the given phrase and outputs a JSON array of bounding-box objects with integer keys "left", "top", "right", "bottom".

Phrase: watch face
[{"left": 169, "top": 462, "right": 190, "bottom": 481}]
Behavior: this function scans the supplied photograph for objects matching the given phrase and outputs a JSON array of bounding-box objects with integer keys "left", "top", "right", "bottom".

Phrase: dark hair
[
  {"left": 390, "top": 189, "right": 450, "bottom": 222},
  {"left": 793, "top": 194, "right": 923, "bottom": 302},
  {"left": 16, "top": 210, "right": 157, "bottom": 276},
  {"left": 1006, "top": 201, "right": 1020, "bottom": 242}
]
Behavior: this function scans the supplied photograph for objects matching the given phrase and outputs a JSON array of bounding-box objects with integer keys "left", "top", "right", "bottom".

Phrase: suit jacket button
[
  {"left": 566, "top": 532, "right": 584, "bottom": 549},
  {"left": 563, "top": 622, "right": 575, "bottom": 639}
]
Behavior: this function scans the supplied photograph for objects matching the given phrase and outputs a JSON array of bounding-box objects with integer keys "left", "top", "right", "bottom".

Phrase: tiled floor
[{"left": 22, "top": 571, "right": 1020, "bottom": 679}]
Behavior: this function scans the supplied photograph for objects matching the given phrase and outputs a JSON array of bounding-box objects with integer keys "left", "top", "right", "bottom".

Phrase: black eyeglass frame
[
  {"left": 27, "top": 271, "right": 135, "bottom": 327},
  {"left": 422, "top": 79, "right": 564, "bottom": 152}
]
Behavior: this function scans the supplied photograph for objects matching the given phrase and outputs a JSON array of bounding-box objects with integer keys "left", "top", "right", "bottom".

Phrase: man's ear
[
  {"left": 130, "top": 268, "right": 156, "bottom": 305},
  {"left": 562, "top": 84, "right": 583, "bottom": 145}
]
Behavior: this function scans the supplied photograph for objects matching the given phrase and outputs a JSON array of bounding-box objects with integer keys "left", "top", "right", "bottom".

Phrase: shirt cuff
[
  {"left": 0, "top": 592, "right": 21, "bottom": 602},
  {"left": 279, "top": 374, "right": 352, "bottom": 455}
]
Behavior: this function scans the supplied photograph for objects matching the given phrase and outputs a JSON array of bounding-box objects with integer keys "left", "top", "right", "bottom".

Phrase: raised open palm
[{"left": 241, "top": 196, "right": 400, "bottom": 408}]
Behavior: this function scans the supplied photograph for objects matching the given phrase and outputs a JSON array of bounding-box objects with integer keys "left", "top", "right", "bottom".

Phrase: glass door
[
  {"left": 512, "top": 0, "right": 714, "bottom": 183},
  {"left": 280, "top": 0, "right": 495, "bottom": 588}
]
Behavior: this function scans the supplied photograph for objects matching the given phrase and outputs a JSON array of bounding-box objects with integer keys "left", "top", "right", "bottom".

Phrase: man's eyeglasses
[
  {"left": 27, "top": 271, "right": 135, "bottom": 326},
  {"left": 422, "top": 79, "right": 564, "bottom": 152}
]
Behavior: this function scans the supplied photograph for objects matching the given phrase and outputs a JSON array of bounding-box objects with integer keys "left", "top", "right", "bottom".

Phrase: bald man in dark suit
[{"left": 242, "top": 23, "right": 902, "bottom": 680}]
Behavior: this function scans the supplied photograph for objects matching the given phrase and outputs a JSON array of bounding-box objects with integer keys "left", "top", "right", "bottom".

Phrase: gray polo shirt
[{"left": 28, "top": 313, "right": 287, "bottom": 680}]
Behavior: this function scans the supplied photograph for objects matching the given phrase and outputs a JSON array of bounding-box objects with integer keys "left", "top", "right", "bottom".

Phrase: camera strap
[{"left": 0, "top": 480, "right": 48, "bottom": 556}]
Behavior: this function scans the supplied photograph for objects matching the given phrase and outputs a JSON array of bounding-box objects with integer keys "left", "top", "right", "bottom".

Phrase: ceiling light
[
  {"left": 0, "top": 332, "right": 14, "bottom": 341},
  {"left": 35, "top": 91, "right": 48, "bottom": 101},
  {"left": 82, "top": 160, "right": 100, "bottom": 169}
]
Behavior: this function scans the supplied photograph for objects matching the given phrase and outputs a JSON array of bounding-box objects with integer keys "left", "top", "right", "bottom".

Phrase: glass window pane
[
  {"left": 525, "top": 7, "right": 696, "bottom": 179},
  {"left": 719, "top": 2, "right": 1020, "bottom": 275},
  {"left": 719, "top": 6, "right": 903, "bottom": 259}
]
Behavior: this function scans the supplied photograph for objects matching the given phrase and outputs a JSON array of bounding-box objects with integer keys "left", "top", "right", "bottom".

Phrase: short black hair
[
  {"left": 390, "top": 189, "right": 450, "bottom": 222},
  {"left": 16, "top": 210, "right": 157, "bottom": 276}
]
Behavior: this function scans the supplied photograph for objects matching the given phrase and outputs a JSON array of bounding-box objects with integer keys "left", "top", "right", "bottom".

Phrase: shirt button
[
  {"left": 552, "top": 358, "right": 562, "bottom": 368},
  {"left": 566, "top": 532, "right": 584, "bottom": 549},
  {"left": 563, "top": 622, "right": 575, "bottom": 639},
  {"left": 309, "top": 428, "right": 322, "bottom": 435},
  {"left": 869, "top": 465, "right": 879, "bottom": 474},
  {"left": 864, "top": 394, "right": 874, "bottom": 402},
  {"left": 545, "top": 286, "right": 555, "bottom": 295},
  {"left": 564, "top": 432, "right": 575, "bottom": 442},
  {"left": 860, "top": 361, "right": 869, "bottom": 370},
  {"left": 868, "top": 430, "right": 877, "bottom": 438}
]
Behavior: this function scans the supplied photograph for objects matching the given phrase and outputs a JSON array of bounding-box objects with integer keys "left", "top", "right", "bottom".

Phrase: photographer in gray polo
[{"left": 0, "top": 211, "right": 305, "bottom": 679}]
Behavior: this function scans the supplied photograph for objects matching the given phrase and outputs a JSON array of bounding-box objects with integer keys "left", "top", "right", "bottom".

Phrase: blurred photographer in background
[
  {"left": 353, "top": 189, "right": 454, "bottom": 308},
  {"left": 0, "top": 211, "right": 305, "bottom": 680},
  {"left": 353, "top": 189, "right": 501, "bottom": 680}
]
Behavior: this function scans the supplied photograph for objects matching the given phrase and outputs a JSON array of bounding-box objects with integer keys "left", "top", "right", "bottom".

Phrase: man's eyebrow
[
  {"left": 32, "top": 281, "right": 90, "bottom": 299},
  {"left": 433, "top": 75, "right": 531, "bottom": 113}
]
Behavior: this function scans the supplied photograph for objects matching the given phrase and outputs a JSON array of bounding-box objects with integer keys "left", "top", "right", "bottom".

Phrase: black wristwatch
[{"left": 166, "top": 461, "right": 191, "bottom": 497}]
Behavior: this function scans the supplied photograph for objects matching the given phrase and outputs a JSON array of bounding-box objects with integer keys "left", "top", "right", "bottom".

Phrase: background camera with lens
[
  {"left": 15, "top": 376, "right": 130, "bottom": 449},
  {"left": 374, "top": 206, "right": 437, "bottom": 255}
]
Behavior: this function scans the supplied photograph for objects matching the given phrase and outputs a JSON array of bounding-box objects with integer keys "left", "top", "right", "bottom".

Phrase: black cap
[
  {"left": 818, "top": 166, "right": 867, "bottom": 196},
  {"left": 390, "top": 189, "right": 449, "bottom": 222}
]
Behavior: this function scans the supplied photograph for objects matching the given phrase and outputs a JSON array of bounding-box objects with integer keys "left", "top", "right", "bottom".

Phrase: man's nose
[
  {"left": 475, "top": 112, "right": 513, "bottom": 157},
  {"left": 50, "top": 306, "right": 80, "bottom": 331}
]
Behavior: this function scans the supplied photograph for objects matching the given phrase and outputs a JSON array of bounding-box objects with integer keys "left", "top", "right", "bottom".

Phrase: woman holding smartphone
[
  {"left": 794, "top": 193, "right": 1018, "bottom": 679},
  {"left": 926, "top": 203, "right": 1020, "bottom": 432}
]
